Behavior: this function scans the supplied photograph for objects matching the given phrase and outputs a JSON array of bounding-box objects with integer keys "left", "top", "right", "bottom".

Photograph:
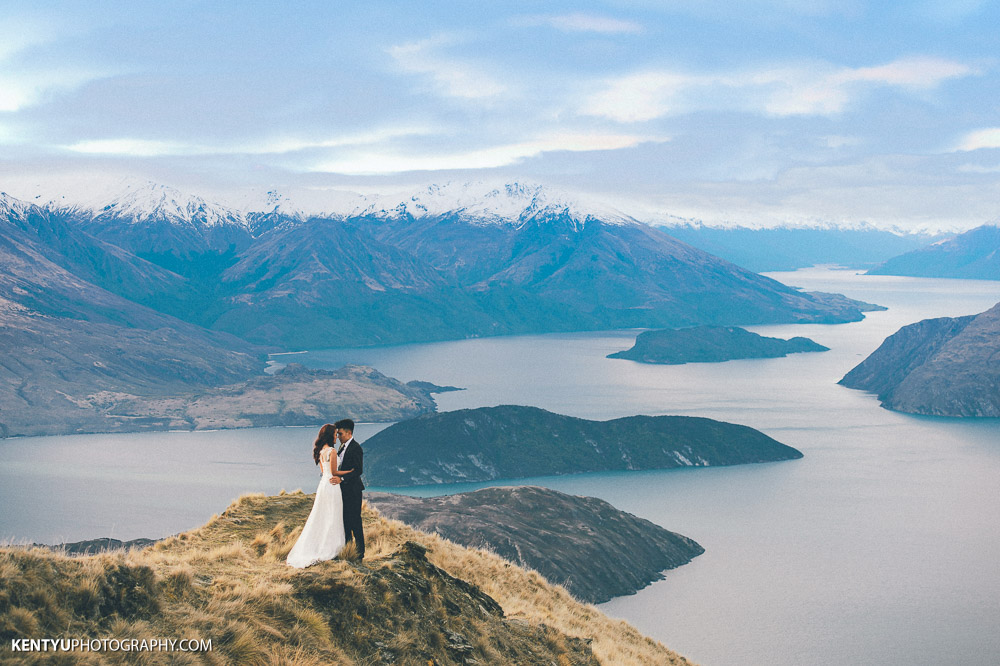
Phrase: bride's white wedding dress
[{"left": 286, "top": 446, "right": 346, "bottom": 568}]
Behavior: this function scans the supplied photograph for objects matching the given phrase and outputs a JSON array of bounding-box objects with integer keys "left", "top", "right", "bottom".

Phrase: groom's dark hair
[{"left": 334, "top": 418, "right": 355, "bottom": 433}]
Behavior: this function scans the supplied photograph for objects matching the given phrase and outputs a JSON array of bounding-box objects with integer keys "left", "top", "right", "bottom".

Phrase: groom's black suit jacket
[{"left": 339, "top": 439, "right": 365, "bottom": 495}]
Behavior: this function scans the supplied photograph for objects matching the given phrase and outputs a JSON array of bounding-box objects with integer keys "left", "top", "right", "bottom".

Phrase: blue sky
[{"left": 1, "top": 0, "right": 999, "bottom": 228}]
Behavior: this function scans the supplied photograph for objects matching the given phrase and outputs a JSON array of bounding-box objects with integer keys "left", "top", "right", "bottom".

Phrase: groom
[{"left": 332, "top": 418, "right": 365, "bottom": 560}]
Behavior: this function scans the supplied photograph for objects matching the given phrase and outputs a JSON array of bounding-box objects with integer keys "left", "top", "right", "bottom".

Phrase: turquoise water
[{"left": 3, "top": 268, "right": 1000, "bottom": 665}]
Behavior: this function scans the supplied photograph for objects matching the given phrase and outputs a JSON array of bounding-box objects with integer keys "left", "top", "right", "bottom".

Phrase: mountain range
[
  {"left": 9, "top": 180, "right": 879, "bottom": 346},
  {"left": 2, "top": 179, "right": 882, "bottom": 435},
  {"left": 867, "top": 223, "right": 1000, "bottom": 280}
]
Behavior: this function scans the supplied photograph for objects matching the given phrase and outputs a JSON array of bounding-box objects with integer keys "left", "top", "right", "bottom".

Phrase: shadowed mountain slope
[{"left": 840, "top": 302, "right": 1000, "bottom": 416}]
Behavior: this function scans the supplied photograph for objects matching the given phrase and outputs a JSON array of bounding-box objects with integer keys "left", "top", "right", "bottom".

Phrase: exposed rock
[
  {"left": 364, "top": 405, "right": 802, "bottom": 487},
  {"left": 368, "top": 486, "right": 704, "bottom": 603},
  {"left": 609, "top": 325, "right": 828, "bottom": 364}
]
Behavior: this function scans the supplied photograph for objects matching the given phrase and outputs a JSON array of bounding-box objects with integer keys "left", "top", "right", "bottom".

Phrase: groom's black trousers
[{"left": 343, "top": 489, "right": 365, "bottom": 558}]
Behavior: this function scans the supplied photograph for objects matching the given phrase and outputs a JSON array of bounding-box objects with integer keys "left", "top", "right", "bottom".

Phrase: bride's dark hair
[{"left": 312, "top": 423, "right": 337, "bottom": 465}]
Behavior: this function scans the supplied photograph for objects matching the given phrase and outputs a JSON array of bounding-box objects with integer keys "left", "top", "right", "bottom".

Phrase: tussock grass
[{"left": 0, "top": 492, "right": 693, "bottom": 665}]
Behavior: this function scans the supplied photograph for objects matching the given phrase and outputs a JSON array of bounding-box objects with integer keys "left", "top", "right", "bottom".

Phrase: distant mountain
[
  {"left": 659, "top": 223, "right": 941, "bottom": 272},
  {"left": 839, "top": 302, "right": 1000, "bottom": 416},
  {"left": 608, "top": 325, "right": 828, "bottom": 364},
  {"left": 364, "top": 405, "right": 802, "bottom": 486},
  {"left": 10, "top": 180, "right": 886, "bottom": 349},
  {"left": 867, "top": 224, "right": 1000, "bottom": 280},
  {"left": 0, "top": 194, "right": 264, "bottom": 437},
  {"left": 368, "top": 486, "right": 703, "bottom": 603}
]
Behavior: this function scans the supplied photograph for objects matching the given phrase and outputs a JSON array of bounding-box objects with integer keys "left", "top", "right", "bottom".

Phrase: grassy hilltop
[{"left": 0, "top": 492, "right": 693, "bottom": 665}]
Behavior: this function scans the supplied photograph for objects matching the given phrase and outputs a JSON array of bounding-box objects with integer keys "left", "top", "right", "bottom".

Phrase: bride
[{"left": 286, "top": 424, "right": 352, "bottom": 568}]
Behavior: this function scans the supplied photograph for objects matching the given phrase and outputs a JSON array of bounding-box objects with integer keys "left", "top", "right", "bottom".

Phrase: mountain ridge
[
  {"left": 2, "top": 182, "right": 880, "bottom": 351},
  {"left": 867, "top": 223, "right": 1000, "bottom": 280}
]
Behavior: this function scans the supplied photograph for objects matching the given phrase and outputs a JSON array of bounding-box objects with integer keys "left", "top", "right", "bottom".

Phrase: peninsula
[
  {"left": 840, "top": 301, "right": 1000, "bottom": 416},
  {"left": 368, "top": 486, "right": 704, "bottom": 603}
]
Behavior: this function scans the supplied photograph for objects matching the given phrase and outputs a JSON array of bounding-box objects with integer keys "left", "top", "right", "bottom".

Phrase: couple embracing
[{"left": 286, "top": 419, "right": 365, "bottom": 568}]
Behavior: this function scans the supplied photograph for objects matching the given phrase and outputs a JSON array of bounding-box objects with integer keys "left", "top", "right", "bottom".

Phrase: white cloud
[
  {"left": 310, "top": 132, "right": 662, "bottom": 174},
  {"left": 821, "top": 135, "right": 860, "bottom": 149},
  {"left": 60, "top": 125, "right": 437, "bottom": 157},
  {"left": 0, "top": 67, "right": 107, "bottom": 112},
  {"left": 835, "top": 56, "right": 972, "bottom": 87},
  {"left": 236, "top": 125, "right": 438, "bottom": 155},
  {"left": 581, "top": 71, "right": 698, "bottom": 122},
  {"left": 63, "top": 138, "right": 194, "bottom": 157},
  {"left": 388, "top": 35, "right": 507, "bottom": 101},
  {"left": 954, "top": 127, "right": 1000, "bottom": 152},
  {"left": 582, "top": 56, "right": 974, "bottom": 121},
  {"left": 517, "top": 13, "right": 644, "bottom": 34}
]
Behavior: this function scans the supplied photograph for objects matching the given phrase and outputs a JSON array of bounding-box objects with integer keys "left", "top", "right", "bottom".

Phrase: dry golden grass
[{"left": 0, "top": 491, "right": 694, "bottom": 665}]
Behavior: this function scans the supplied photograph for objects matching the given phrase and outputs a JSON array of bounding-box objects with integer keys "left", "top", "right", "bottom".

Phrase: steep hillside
[
  {"left": 215, "top": 218, "right": 488, "bottom": 347},
  {"left": 0, "top": 204, "right": 265, "bottom": 437},
  {"left": 0, "top": 492, "right": 692, "bottom": 665},
  {"left": 839, "top": 302, "right": 1000, "bottom": 416}
]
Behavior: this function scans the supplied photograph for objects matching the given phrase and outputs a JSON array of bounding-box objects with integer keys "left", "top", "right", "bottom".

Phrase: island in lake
[
  {"left": 364, "top": 405, "right": 802, "bottom": 487},
  {"left": 368, "top": 486, "right": 703, "bottom": 604},
  {"left": 609, "top": 325, "right": 829, "bottom": 364},
  {"left": 840, "top": 301, "right": 1000, "bottom": 417}
]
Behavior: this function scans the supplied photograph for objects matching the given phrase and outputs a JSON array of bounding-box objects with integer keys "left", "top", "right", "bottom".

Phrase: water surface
[{"left": 3, "top": 268, "right": 1000, "bottom": 665}]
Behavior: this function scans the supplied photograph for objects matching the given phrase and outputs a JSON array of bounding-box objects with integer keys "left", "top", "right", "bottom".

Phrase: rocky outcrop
[
  {"left": 368, "top": 486, "right": 703, "bottom": 603},
  {"left": 364, "top": 405, "right": 802, "bottom": 487},
  {"left": 609, "top": 325, "right": 828, "bottom": 364},
  {"left": 840, "top": 302, "right": 1000, "bottom": 416}
]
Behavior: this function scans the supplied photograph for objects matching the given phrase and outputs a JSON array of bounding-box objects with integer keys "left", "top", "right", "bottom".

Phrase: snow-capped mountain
[
  {"left": 321, "top": 181, "right": 639, "bottom": 228},
  {"left": 0, "top": 191, "right": 38, "bottom": 220},
  {"left": 45, "top": 180, "right": 258, "bottom": 257},
  {"left": 68, "top": 180, "right": 251, "bottom": 229},
  {"left": 3, "top": 176, "right": 881, "bottom": 358}
]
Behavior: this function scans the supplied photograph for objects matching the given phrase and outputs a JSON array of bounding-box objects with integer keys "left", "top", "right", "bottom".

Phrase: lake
[{"left": 3, "top": 267, "right": 1000, "bottom": 665}]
